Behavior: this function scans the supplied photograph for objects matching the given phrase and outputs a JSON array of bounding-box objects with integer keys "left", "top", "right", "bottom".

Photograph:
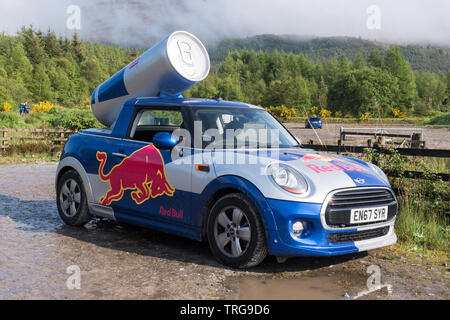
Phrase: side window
[{"left": 129, "top": 109, "right": 184, "bottom": 143}]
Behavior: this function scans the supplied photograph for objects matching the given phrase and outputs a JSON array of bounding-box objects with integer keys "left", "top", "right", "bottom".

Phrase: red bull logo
[
  {"left": 96, "top": 145, "right": 175, "bottom": 206},
  {"left": 306, "top": 162, "right": 369, "bottom": 173},
  {"left": 301, "top": 154, "right": 337, "bottom": 162}
]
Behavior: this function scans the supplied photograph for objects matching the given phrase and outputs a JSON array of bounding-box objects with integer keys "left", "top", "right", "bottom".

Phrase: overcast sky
[{"left": 0, "top": 0, "right": 449, "bottom": 47}]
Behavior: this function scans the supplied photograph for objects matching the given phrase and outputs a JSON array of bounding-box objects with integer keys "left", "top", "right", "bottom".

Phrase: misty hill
[{"left": 208, "top": 34, "right": 450, "bottom": 74}]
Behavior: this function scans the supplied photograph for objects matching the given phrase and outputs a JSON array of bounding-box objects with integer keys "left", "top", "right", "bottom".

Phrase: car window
[
  {"left": 130, "top": 109, "right": 184, "bottom": 143},
  {"left": 137, "top": 110, "right": 183, "bottom": 127},
  {"left": 192, "top": 107, "right": 298, "bottom": 149}
]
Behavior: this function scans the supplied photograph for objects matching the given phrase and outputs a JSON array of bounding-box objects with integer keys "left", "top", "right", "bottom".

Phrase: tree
[
  {"left": 20, "top": 26, "right": 47, "bottom": 66},
  {"left": 72, "top": 32, "right": 86, "bottom": 63},
  {"left": 328, "top": 67, "right": 399, "bottom": 116},
  {"left": 367, "top": 48, "right": 382, "bottom": 68},
  {"left": 317, "top": 77, "right": 328, "bottom": 108},
  {"left": 30, "top": 63, "right": 53, "bottom": 100},
  {"left": 6, "top": 42, "right": 33, "bottom": 85},
  {"left": 352, "top": 53, "right": 365, "bottom": 69},
  {"left": 43, "top": 29, "right": 62, "bottom": 57},
  {"left": 339, "top": 54, "right": 351, "bottom": 74},
  {"left": 384, "top": 46, "right": 416, "bottom": 108}
]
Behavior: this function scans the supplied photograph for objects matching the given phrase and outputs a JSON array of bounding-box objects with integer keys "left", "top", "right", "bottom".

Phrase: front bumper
[{"left": 265, "top": 198, "right": 397, "bottom": 257}]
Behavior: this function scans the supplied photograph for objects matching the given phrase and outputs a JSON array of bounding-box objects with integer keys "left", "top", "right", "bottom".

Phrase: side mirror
[{"left": 153, "top": 132, "right": 179, "bottom": 150}]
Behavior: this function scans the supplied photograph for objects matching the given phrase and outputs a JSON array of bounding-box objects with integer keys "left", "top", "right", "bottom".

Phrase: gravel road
[
  {"left": 0, "top": 162, "right": 448, "bottom": 300},
  {"left": 285, "top": 121, "right": 450, "bottom": 149}
]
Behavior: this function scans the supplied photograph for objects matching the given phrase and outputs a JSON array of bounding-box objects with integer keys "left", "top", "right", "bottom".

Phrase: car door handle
[{"left": 112, "top": 153, "right": 127, "bottom": 158}]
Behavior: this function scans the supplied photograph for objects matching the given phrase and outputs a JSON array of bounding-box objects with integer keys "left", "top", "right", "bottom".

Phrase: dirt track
[{"left": 0, "top": 163, "right": 448, "bottom": 300}]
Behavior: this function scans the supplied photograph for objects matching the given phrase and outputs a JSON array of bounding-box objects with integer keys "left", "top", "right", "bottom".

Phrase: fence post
[{"left": 2, "top": 128, "right": 7, "bottom": 150}]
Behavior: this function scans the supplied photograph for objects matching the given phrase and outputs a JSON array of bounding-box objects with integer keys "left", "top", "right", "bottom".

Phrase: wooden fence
[{"left": 1, "top": 128, "right": 76, "bottom": 150}]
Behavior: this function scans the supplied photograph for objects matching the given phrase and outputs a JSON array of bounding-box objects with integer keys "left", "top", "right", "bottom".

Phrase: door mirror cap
[{"left": 153, "top": 132, "right": 179, "bottom": 150}]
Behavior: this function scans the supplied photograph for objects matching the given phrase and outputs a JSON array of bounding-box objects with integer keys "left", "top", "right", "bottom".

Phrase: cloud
[{"left": 0, "top": 0, "right": 449, "bottom": 47}]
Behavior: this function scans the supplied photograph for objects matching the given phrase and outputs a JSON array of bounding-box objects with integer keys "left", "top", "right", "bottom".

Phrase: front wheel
[
  {"left": 207, "top": 193, "right": 268, "bottom": 268},
  {"left": 56, "top": 170, "right": 91, "bottom": 226}
]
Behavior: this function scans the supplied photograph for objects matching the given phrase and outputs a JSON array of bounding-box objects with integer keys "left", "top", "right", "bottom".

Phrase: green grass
[
  {"left": 364, "top": 150, "right": 450, "bottom": 254},
  {"left": 424, "top": 112, "right": 450, "bottom": 127},
  {"left": 395, "top": 194, "right": 449, "bottom": 253},
  {"left": 0, "top": 152, "right": 60, "bottom": 164}
]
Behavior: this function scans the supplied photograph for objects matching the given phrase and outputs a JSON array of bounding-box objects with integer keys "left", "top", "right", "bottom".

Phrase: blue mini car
[
  {"left": 55, "top": 31, "right": 397, "bottom": 268},
  {"left": 305, "top": 116, "right": 322, "bottom": 129}
]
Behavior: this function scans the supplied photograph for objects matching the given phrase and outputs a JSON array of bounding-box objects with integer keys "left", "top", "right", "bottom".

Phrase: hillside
[{"left": 208, "top": 35, "right": 450, "bottom": 74}]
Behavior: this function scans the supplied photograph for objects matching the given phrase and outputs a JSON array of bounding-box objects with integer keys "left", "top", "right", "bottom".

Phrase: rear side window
[
  {"left": 129, "top": 108, "right": 185, "bottom": 143},
  {"left": 138, "top": 110, "right": 183, "bottom": 127}
]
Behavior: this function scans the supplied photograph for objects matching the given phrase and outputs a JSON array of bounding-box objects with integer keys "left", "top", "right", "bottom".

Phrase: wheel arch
[
  {"left": 56, "top": 156, "right": 94, "bottom": 203},
  {"left": 199, "top": 175, "right": 278, "bottom": 240}
]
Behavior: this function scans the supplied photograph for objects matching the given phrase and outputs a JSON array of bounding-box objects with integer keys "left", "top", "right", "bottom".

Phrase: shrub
[
  {"left": 363, "top": 149, "right": 449, "bottom": 252},
  {"left": 265, "top": 105, "right": 299, "bottom": 120},
  {"left": 360, "top": 112, "right": 370, "bottom": 121},
  {"left": 392, "top": 108, "right": 406, "bottom": 118},
  {"left": 0, "top": 112, "right": 26, "bottom": 128},
  {"left": 32, "top": 101, "right": 54, "bottom": 113},
  {"left": 48, "top": 107, "right": 103, "bottom": 131},
  {"left": 425, "top": 112, "right": 450, "bottom": 126},
  {"left": 309, "top": 106, "right": 319, "bottom": 115},
  {"left": 319, "top": 108, "right": 332, "bottom": 118},
  {"left": 1, "top": 102, "right": 11, "bottom": 112}
]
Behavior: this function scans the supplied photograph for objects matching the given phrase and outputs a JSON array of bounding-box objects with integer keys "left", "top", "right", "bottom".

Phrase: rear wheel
[
  {"left": 207, "top": 193, "right": 267, "bottom": 268},
  {"left": 56, "top": 170, "right": 91, "bottom": 226}
]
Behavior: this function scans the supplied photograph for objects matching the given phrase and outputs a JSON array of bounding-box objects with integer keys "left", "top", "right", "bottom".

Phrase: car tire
[
  {"left": 207, "top": 193, "right": 268, "bottom": 268},
  {"left": 56, "top": 170, "right": 92, "bottom": 226}
]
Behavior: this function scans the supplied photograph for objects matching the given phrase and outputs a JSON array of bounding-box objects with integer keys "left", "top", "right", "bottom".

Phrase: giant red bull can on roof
[{"left": 91, "top": 31, "right": 210, "bottom": 127}]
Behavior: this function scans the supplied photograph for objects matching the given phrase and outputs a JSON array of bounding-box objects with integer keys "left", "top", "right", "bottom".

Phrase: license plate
[{"left": 350, "top": 206, "right": 388, "bottom": 224}]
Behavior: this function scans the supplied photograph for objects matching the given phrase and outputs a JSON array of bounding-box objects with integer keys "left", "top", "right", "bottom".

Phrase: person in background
[
  {"left": 24, "top": 102, "right": 30, "bottom": 115},
  {"left": 18, "top": 103, "right": 24, "bottom": 116}
]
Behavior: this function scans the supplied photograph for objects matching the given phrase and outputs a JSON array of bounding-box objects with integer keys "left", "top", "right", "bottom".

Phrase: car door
[{"left": 101, "top": 106, "right": 193, "bottom": 228}]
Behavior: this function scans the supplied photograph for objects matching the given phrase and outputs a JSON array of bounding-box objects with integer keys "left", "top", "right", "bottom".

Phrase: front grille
[
  {"left": 325, "top": 188, "right": 397, "bottom": 228},
  {"left": 328, "top": 226, "right": 390, "bottom": 244}
]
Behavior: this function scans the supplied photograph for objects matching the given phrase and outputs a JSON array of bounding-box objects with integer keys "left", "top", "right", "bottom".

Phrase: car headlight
[
  {"left": 269, "top": 164, "right": 308, "bottom": 194},
  {"left": 368, "top": 163, "right": 390, "bottom": 184}
]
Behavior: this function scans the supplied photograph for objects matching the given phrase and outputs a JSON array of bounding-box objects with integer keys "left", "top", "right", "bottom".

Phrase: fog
[{"left": 0, "top": 0, "right": 449, "bottom": 47}]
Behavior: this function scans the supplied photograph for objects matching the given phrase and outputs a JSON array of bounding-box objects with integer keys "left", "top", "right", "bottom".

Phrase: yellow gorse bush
[
  {"left": 392, "top": 108, "right": 406, "bottom": 118},
  {"left": 319, "top": 108, "right": 332, "bottom": 118},
  {"left": 1, "top": 102, "right": 11, "bottom": 112},
  {"left": 32, "top": 101, "right": 54, "bottom": 113},
  {"left": 310, "top": 106, "right": 319, "bottom": 115},
  {"left": 83, "top": 97, "right": 91, "bottom": 107},
  {"left": 334, "top": 111, "right": 343, "bottom": 118},
  {"left": 360, "top": 112, "right": 371, "bottom": 121},
  {"left": 266, "top": 105, "right": 299, "bottom": 120}
]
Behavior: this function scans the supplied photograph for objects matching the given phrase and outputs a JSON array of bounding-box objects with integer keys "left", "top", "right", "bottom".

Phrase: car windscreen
[{"left": 190, "top": 107, "right": 299, "bottom": 149}]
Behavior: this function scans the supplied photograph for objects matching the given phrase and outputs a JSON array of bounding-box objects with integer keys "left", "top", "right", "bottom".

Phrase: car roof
[{"left": 126, "top": 97, "right": 262, "bottom": 109}]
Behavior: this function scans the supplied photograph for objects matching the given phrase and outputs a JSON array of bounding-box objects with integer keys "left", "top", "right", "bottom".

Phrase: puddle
[{"left": 232, "top": 276, "right": 346, "bottom": 300}]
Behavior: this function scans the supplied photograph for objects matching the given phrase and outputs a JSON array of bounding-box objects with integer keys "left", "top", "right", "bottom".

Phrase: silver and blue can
[{"left": 91, "top": 31, "right": 210, "bottom": 127}]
